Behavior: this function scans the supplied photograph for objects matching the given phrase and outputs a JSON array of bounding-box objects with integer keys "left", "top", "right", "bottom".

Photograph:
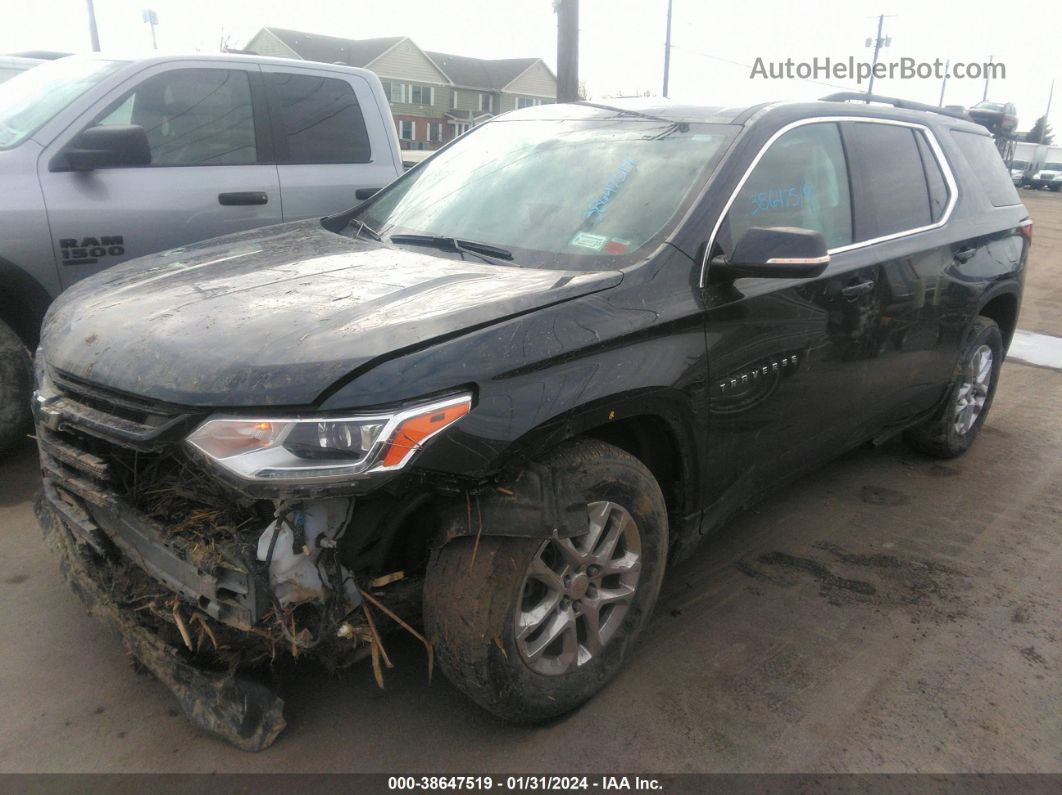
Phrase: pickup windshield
[
  {"left": 0, "top": 57, "right": 124, "bottom": 150},
  {"left": 355, "top": 116, "right": 735, "bottom": 267}
]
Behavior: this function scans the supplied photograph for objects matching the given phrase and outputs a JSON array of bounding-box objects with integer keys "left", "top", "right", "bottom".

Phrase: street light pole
[
  {"left": 662, "top": 0, "right": 673, "bottom": 98},
  {"left": 143, "top": 9, "right": 159, "bottom": 50},
  {"left": 865, "top": 15, "right": 892, "bottom": 100},
  {"left": 86, "top": 0, "right": 101, "bottom": 51},
  {"left": 938, "top": 59, "right": 949, "bottom": 107},
  {"left": 1042, "top": 80, "right": 1055, "bottom": 144}
]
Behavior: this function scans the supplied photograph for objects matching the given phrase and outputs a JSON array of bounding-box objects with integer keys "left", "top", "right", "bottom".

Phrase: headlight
[{"left": 186, "top": 394, "right": 472, "bottom": 483}]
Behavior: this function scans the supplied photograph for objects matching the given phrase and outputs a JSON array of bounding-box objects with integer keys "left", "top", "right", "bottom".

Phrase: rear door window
[
  {"left": 266, "top": 72, "right": 371, "bottom": 164},
  {"left": 950, "top": 129, "right": 1021, "bottom": 206},
  {"left": 722, "top": 122, "right": 853, "bottom": 251},
  {"left": 842, "top": 122, "right": 933, "bottom": 240},
  {"left": 97, "top": 68, "right": 257, "bottom": 166}
]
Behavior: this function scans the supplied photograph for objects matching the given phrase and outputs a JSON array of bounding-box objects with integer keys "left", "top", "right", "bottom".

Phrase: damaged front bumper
[{"left": 36, "top": 487, "right": 287, "bottom": 752}]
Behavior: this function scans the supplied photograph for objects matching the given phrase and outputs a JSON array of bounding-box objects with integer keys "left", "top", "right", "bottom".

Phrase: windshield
[
  {"left": 1010, "top": 160, "right": 1028, "bottom": 169},
  {"left": 0, "top": 57, "right": 124, "bottom": 149},
  {"left": 354, "top": 116, "right": 734, "bottom": 267},
  {"left": 1044, "top": 162, "right": 1062, "bottom": 172},
  {"left": 975, "top": 102, "right": 1006, "bottom": 112}
]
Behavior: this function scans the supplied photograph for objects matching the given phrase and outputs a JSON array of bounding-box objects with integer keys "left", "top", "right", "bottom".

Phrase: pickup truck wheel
[
  {"left": 0, "top": 319, "right": 33, "bottom": 455},
  {"left": 904, "top": 316, "right": 1002, "bottom": 459},
  {"left": 423, "top": 438, "right": 668, "bottom": 722}
]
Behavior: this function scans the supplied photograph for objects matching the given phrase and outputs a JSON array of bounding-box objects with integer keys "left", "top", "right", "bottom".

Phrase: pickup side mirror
[
  {"left": 710, "top": 226, "right": 830, "bottom": 282},
  {"left": 51, "top": 125, "right": 152, "bottom": 172}
]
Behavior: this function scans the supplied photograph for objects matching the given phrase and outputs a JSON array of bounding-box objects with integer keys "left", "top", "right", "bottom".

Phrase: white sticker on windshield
[{"left": 570, "top": 232, "right": 608, "bottom": 250}]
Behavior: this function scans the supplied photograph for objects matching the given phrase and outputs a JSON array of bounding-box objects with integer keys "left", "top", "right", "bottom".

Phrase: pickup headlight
[{"left": 186, "top": 394, "right": 472, "bottom": 483}]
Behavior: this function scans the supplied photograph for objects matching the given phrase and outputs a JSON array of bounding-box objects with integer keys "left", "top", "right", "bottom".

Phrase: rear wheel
[
  {"left": 904, "top": 316, "right": 1002, "bottom": 458},
  {"left": 0, "top": 319, "right": 33, "bottom": 455},
  {"left": 423, "top": 438, "right": 668, "bottom": 722}
]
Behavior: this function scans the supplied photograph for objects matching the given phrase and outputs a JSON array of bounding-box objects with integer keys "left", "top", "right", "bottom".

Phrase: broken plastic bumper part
[{"left": 35, "top": 488, "right": 286, "bottom": 752}]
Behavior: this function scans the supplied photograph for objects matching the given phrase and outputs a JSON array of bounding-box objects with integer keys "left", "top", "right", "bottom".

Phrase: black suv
[{"left": 32, "top": 97, "right": 1029, "bottom": 750}]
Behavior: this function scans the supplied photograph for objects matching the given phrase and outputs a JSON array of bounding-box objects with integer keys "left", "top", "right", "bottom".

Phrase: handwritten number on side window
[{"left": 750, "top": 184, "right": 814, "bottom": 217}]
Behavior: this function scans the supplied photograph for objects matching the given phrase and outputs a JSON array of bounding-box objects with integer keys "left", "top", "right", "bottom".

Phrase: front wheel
[
  {"left": 904, "top": 316, "right": 1002, "bottom": 458},
  {"left": 423, "top": 438, "right": 668, "bottom": 722}
]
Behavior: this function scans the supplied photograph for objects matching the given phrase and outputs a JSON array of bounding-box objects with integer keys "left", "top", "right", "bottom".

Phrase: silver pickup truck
[{"left": 0, "top": 53, "right": 403, "bottom": 452}]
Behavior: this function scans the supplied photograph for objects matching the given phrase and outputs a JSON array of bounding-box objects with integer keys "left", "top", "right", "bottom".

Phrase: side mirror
[
  {"left": 51, "top": 125, "right": 151, "bottom": 172},
  {"left": 711, "top": 226, "right": 830, "bottom": 282}
]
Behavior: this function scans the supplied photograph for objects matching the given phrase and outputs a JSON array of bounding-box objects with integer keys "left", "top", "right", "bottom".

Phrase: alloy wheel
[
  {"left": 514, "top": 501, "right": 642, "bottom": 675},
  {"left": 954, "top": 344, "right": 993, "bottom": 435}
]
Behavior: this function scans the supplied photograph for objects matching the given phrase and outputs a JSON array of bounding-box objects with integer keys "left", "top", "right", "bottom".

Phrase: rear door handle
[
  {"left": 841, "top": 280, "right": 875, "bottom": 298},
  {"left": 218, "top": 191, "right": 268, "bottom": 206},
  {"left": 355, "top": 187, "right": 381, "bottom": 200},
  {"left": 954, "top": 246, "right": 978, "bottom": 263}
]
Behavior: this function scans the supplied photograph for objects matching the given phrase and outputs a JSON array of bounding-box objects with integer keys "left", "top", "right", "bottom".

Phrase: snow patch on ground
[{"left": 1007, "top": 329, "right": 1062, "bottom": 371}]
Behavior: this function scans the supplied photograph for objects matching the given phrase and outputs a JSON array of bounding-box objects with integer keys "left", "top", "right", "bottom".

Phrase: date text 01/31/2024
[{"left": 387, "top": 775, "right": 664, "bottom": 791}]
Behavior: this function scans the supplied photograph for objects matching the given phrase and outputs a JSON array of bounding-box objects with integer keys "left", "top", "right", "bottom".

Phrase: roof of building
[
  {"left": 424, "top": 51, "right": 538, "bottom": 90},
  {"left": 253, "top": 28, "right": 551, "bottom": 92},
  {"left": 262, "top": 28, "right": 404, "bottom": 68}
]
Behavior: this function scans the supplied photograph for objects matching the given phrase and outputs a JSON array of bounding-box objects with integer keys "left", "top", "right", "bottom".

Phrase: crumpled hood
[{"left": 41, "top": 220, "right": 622, "bottom": 407}]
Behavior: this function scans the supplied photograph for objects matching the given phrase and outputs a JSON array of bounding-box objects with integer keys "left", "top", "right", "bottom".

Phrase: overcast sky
[{"left": 3, "top": 0, "right": 1059, "bottom": 134}]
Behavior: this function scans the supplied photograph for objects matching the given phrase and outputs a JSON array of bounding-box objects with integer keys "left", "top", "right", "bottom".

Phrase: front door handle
[
  {"left": 218, "top": 191, "right": 268, "bottom": 206},
  {"left": 355, "top": 187, "right": 381, "bottom": 200},
  {"left": 841, "top": 280, "right": 875, "bottom": 298},
  {"left": 954, "top": 246, "right": 978, "bottom": 263}
]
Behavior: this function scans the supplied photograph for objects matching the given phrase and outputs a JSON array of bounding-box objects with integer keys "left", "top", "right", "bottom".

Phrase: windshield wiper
[
  {"left": 389, "top": 234, "right": 514, "bottom": 263},
  {"left": 350, "top": 218, "right": 382, "bottom": 242}
]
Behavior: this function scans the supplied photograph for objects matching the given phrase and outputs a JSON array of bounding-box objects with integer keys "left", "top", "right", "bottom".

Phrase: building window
[
  {"left": 410, "top": 84, "right": 434, "bottom": 105},
  {"left": 427, "top": 122, "right": 442, "bottom": 143},
  {"left": 450, "top": 121, "right": 471, "bottom": 138},
  {"left": 479, "top": 92, "right": 493, "bottom": 112},
  {"left": 384, "top": 81, "right": 407, "bottom": 104},
  {"left": 516, "top": 96, "right": 544, "bottom": 109},
  {"left": 398, "top": 119, "right": 415, "bottom": 141},
  {"left": 450, "top": 89, "right": 460, "bottom": 110}
]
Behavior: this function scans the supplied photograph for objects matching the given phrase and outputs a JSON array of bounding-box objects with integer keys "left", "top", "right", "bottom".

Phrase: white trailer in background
[
  {"left": 1028, "top": 145, "right": 1062, "bottom": 191},
  {"left": 1008, "top": 141, "right": 1048, "bottom": 186}
]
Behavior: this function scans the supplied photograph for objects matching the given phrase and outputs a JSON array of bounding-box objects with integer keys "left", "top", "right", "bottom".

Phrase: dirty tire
[
  {"left": 0, "top": 318, "right": 33, "bottom": 456},
  {"left": 904, "top": 316, "right": 1002, "bottom": 459},
  {"left": 423, "top": 438, "right": 668, "bottom": 723}
]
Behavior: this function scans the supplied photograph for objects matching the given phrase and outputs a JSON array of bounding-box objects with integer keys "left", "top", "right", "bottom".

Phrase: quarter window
[
  {"left": 951, "top": 129, "right": 1021, "bottom": 207},
  {"left": 843, "top": 122, "right": 933, "bottom": 239},
  {"left": 97, "top": 68, "right": 256, "bottom": 166},
  {"left": 266, "top": 73, "right": 370, "bottom": 164},
  {"left": 723, "top": 122, "right": 853, "bottom": 252}
]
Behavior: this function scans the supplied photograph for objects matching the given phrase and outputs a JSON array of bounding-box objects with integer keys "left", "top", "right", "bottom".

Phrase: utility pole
[
  {"left": 556, "top": 0, "right": 579, "bottom": 103},
  {"left": 662, "top": 0, "right": 673, "bottom": 98},
  {"left": 938, "top": 59, "right": 949, "bottom": 106},
  {"left": 142, "top": 9, "right": 159, "bottom": 50},
  {"left": 1042, "top": 80, "right": 1055, "bottom": 144},
  {"left": 85, "top": 0, "right": 101, "bottom": 51},
  {"left": 865, "top": 14, "right": 891, "bottom": 99},
  {"left": 982, "top": 55, "right": 993, "bottom": 101}
]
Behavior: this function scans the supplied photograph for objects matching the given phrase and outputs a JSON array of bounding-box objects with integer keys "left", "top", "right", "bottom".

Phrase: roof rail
[{"left": 819, "top": 92, "right": 971, "bottom": 121}]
